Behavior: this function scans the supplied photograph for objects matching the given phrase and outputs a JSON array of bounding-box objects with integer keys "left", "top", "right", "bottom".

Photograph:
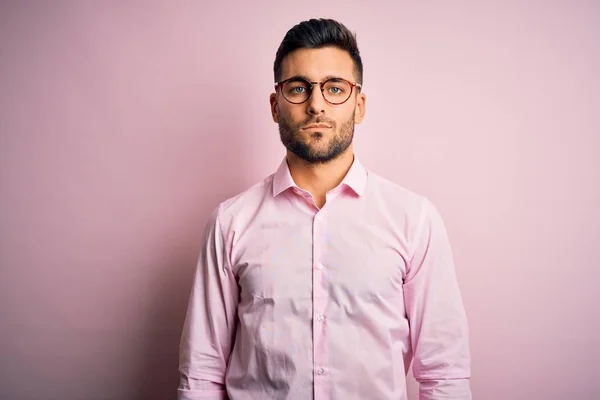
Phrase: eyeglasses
[{"left": 275, "top": 77, "right": 361, "bottom": 105}]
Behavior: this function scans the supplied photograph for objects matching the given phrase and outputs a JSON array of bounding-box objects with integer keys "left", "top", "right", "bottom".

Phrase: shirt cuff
[
  {"left": 177, "top": 388, "right": 227, "bottom": 400},
  {"left": 419, "top": 378, "right": 472, "bottom": 400}
]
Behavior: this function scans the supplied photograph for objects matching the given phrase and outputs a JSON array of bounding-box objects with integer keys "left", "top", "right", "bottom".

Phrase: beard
[{"left": 278, "top": 112, "right": 355, "bottom": 164}]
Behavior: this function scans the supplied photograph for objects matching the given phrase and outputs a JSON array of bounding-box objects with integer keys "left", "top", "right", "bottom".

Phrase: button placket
[{"left": 312, "top": 211, "right": 329, "bottom": 389}]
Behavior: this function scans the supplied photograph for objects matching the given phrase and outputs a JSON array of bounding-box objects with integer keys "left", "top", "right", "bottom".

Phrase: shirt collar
[{"left": 272, "top": 154, "right": 368, "bottom": 198}]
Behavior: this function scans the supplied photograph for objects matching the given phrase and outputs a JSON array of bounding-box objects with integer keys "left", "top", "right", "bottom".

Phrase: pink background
[{"left": 1, "top": 1, "right": 599, "bottom": 399}]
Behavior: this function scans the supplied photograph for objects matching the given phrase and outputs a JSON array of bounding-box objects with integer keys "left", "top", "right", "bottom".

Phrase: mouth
[{"left": 302, "top": 124, "right": 332, "bottom": 130}]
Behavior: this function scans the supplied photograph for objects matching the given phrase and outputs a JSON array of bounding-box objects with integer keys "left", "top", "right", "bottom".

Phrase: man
[{"left": 178, "top": 18, "right": 471, "bottom": 400}]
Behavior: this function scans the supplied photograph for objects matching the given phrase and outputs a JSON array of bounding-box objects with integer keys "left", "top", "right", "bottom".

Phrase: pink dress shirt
[{"left": 178, "top": 155, "right": 471, "bottom": 400}]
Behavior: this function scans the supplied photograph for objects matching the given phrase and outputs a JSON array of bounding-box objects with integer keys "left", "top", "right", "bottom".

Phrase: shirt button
[
  {"left": 316, "top": 215, "right": 323, "bottom": 222},
  {"left": 316, "top": 314, "right": 324, "bottom": 322},
  {"left": 316, "top": 263, "right": 324, "bottom": 270},
  {"left": 316, "top": 368, "right": 325, "bottom": 375}
]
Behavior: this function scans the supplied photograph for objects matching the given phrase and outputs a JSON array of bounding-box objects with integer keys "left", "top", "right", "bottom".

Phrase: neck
[{"left": 286, "top": 146, "right": 355, "bottom": 203}]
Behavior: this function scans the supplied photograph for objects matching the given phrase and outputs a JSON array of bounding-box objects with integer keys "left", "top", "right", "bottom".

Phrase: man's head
[{"left": 270, "top": 19, "right": 366, "bottom": 164}]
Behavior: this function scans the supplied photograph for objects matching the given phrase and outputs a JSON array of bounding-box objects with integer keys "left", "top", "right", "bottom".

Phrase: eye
[
  {"left": 290, "top": 86, "right": 306, "bottom": 94},
  {"left": 323, "top": 79, "right": 350, "bottom": 96}
]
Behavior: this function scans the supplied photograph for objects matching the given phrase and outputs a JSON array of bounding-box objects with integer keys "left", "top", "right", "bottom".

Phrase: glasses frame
[{"left": 275, "top": 76, "right": 362, "bottom": 105}]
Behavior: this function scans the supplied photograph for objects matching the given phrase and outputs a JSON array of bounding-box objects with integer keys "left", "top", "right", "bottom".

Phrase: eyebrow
[{"left": 282, "top": 75, "right": 349, "bottom": 82}]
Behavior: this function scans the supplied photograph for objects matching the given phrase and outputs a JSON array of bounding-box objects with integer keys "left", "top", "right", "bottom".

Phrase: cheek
[
  {"left": 332, "top": 108, "right": 355, "bottom": 125},
  {"left": 281, "top": 106, "right": 305, "bottom": 124}
]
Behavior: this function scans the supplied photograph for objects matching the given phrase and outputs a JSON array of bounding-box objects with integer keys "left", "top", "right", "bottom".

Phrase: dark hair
[{"left": 273, "top": 18, "right": 363, "bottom": 85}]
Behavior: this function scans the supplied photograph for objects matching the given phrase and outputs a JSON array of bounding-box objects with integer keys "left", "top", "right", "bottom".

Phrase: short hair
[{"left": 273, "top": 18, "right": 363, "bottom": 85}]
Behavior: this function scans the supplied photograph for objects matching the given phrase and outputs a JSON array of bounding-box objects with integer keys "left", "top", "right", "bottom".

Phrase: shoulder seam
[
  {"left": 408, "top": 196, "right": 431, "bottom": 265},
  {"left": 215, "top": 202, "right": 234, "bottom": 272}
]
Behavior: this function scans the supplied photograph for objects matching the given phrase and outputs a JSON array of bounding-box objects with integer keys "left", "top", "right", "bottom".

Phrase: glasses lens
[
  {"left": 282, "top": 79, "right": 311, "bottom": 103},
  {"left": 280, "top": 78, "right": 354, "bottom": 104},
  {"left": 322, "top": 79, "right": 352, "bottom": 104}
]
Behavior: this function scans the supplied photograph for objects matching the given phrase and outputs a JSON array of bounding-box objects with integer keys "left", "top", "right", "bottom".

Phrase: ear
[
  {"left": 354, "top": 92, "right": 366, "bottom": 124},
  {"left": 270, "top": 92, "right": 279, "bottom": 123}
]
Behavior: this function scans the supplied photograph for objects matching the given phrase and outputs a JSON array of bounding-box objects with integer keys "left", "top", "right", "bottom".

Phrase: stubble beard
[{"left": 278, "top": 113, "right": 355, "bottom": 165}]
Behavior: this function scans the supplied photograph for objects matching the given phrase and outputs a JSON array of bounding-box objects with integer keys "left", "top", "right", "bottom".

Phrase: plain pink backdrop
[{"left": 1, "top": 1, "right": 599, "bottom": 399}]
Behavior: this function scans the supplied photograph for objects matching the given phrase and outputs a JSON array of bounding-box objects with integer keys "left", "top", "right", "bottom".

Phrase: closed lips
[{"left": 303, "top": 124, "right": 331, "bottom": 129}]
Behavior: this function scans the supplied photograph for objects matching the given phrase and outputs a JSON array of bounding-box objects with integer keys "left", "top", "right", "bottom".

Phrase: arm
[
  {"left": 403, "top": 198, "right": 472, "bottom": 400},
  {"left": 178, "top": 205, "right": 239, "bottom": 400}
]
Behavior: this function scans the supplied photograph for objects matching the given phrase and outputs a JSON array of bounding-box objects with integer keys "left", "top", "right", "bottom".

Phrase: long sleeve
[
  {"left": 177, "top": 205, "right": 240, "bottom": 400},
  {"left": 403, "top": 198, "right": 472, "bottom": 400}
]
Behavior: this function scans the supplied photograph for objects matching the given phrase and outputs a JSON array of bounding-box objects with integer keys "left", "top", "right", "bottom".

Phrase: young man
[{"left": 178, "top": 18, "right": 472, "bottom": 400}]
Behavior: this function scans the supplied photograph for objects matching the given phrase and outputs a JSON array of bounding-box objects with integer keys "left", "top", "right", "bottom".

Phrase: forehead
[{"left": 280, "top": 46, "right": 356, "bottom": 81}]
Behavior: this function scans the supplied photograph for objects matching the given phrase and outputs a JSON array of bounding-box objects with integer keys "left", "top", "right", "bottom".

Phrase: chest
[{"left": 232, "top": 216, "right": 408, "bottom": 304}]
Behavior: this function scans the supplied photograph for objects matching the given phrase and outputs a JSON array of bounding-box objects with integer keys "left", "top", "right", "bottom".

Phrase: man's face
[{"left": 270, "top": 47, "right": 366, "bottom": 164}]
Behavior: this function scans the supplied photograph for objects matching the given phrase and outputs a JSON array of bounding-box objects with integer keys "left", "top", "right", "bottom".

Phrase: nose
[{"left": 306, "top": 84, "right": 326, "bottom": 115}]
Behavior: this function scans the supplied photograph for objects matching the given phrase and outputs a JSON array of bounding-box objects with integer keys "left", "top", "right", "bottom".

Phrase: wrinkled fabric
[{"left": 178, "top": 156, "right": 471, "bottom": 400}]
